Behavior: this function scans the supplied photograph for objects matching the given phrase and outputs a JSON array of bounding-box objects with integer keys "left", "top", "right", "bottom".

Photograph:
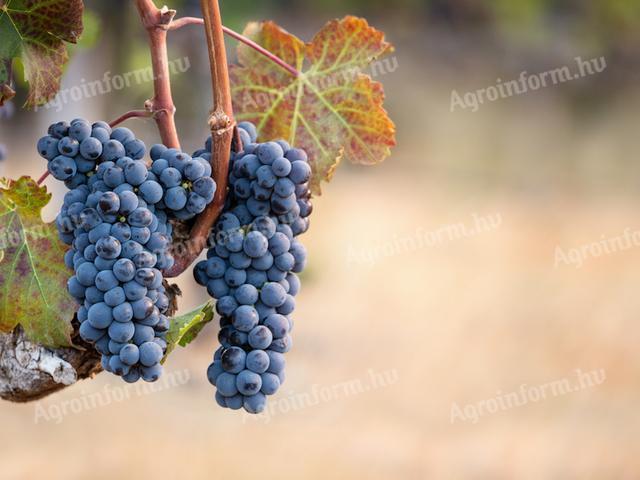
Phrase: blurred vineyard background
[{"left": 2, "top": 0, "right": 640, "bottom": 478}]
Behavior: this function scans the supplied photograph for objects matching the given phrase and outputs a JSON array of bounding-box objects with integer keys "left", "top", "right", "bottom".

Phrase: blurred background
[{"left": 2, "top": 0, "right": 640, "bottom": 478}]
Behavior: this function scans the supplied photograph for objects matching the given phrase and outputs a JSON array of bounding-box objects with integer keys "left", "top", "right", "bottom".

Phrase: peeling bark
[
  {"left": 0, "top": 325, "right": 101, "bottom": 403},
  {"left": 0, "top": 283, "right": 181, "bottom": 403}
]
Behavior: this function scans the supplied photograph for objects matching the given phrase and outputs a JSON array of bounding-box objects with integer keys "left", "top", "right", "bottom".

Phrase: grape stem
[
  {"left": 169, "top": 17, "right": 300, "bottom": 78},
  {"left": 163, "top": 0, "right": 235, "bottom": 277}
]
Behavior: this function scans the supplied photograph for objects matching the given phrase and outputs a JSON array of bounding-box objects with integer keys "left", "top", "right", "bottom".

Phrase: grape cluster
[
  {"left": 38, "top": 120, "right": 146, "bottom": 190},
  {"left": 149, "top": 144, "right": 216, "bottom": 220},
  {"left": 194, "top": 121, "right": 312, "bottom": 413},
  {"left": 39, "top": 119, "right": 217, "bottom": 383}
]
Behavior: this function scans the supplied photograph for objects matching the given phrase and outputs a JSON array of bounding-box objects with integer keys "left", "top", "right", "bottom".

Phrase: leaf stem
[
  {"left": 109, "top": 109, "right": 153, "bottom": 128},
  {"left": 36, "top": 171, "right": 49, "bottom": 186},
  {"left": 169, "top": 17, "right": 300, "bottom": 77}
]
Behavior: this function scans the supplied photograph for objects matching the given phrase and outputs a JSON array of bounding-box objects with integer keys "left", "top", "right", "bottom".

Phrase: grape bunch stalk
[
  {"left": 193, "top": 121, "right": 312, "bottom": 413},
  {"left": 38, "top": 118, "right": 216, "bottom": 383}
]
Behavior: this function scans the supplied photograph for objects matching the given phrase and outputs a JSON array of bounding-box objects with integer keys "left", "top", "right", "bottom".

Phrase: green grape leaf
[
  {"left": 0, "top": 177, "right": 75, "bottom": 347},
  {"left": 0, "top": 0, "right": 84, "bottom": 107},
  {"left": 231, "top": 16, "right": 397, "bottom": 194},
  {"left": 163, "top": 302, "right": 215, "bottom": 361}
]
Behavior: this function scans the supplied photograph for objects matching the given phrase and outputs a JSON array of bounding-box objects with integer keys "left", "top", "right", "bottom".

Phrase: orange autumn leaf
[{"left": 231, "top": 16, "right": 397, "bottom": 195}]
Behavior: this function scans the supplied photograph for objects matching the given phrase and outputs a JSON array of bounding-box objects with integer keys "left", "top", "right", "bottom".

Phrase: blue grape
[
  {"left": 96, "top": 236, "right": 121, "bottom": 259},
  {"left": 238, "top": 122, "right": 257, "bottom": 142},
  {"left": 124, "top": 161, "right": 148, "bottom": 185},
  {"left": 221, "top": 347, "right": 246, "bottom": 374},
  {"left": 186, "top": 192, "right": 207, "bottom": 214},
  {"left": 248, "top": 326, "right": 273, "bottom": 350},
  {"left": 159, "top": 167, "right": 182, "bottom": 188},
  {"left": 236, "top": 370, "right": 262, "bottom": 396},
  {"left": 124, "top": 281, "right": 147, "bottom": 301},
  {"left": 79, "top": 321, "right": 104, "bottom": 342},
  {"left": 232, "top": 305, "right": 258, "bottom": 332},
  {"left": 133, "top": 323, "right": 155, "bottom": 344},
  {"left": 216, "top": 296, "right": 238, "bottom": 316},
  {"left": 92, "top": 127, "right": 110, "bottom": 143},
  {"left": 216, "top": 372, "right": 239, "bottom": 397},
  {"left": 234, "top": 284, "right": 258, "bottom": 305},
  {"left": 243, "top": 231, "right": 268, "bottom": 258},
  {"left": 113, "top": 303, "right": 133, "bottom": 323},
  {"left": 111, "top": 127, "right": 135, "bottom": 145},
  {"left": 139, "top": 181, "right": 163, "bottom": 204},
  {"left": 260, "top": 373, "right": 280, "bottom": 395},
  {"left": 257, "top": 142, "right": 283, "bottom": 165},
  {"left": 229, "top": 252, "right": 251, "bottom": 269},
  {"left": 67, "top": 277, "right": 86, "bottom": 299},
  {"left": 164, "top": 187, "right": 187, "bottom": 210},
  {"left": 95, "top": 270, "right": 118, "bottom": 291},
  {"left": 150, "top": 144, "right": 167, "bottom": 160},
  {"left": 124, "top": 139, "right": 146, "bottom": 160},
  {"left": 76, "top": 262, "right": 98, "bottom": 286},
  {"left": 141, "top": 364, "right": 163, "bottom": 382},
  {"left": 119, "top": 344, "right": 140, "bottom": 366},
  {"left": 184, "top": 160, "right": 205, "bottom": 181},
  {"left": 207, "top": 362, "right": 224, "bottom": 386},
  {"left": 57, "top": 137, "right": 80, "bottom": 156},
  {"left": 87, "top": 303, "right": 112, "bottom": 329},
  {"left": 192, "top": 177, "right": 216, "bottom": 203},
  {"left": 246, "top": 350, "right": 269, "bottom": 374},
  {"left": 37, "top": 136, "right": 60, "bottom": 160},
  {"left": 271, "top": 157, "right": 292, "bottom": 177},
  {"left": 102, "top": 140, "right": 126, "bottom": 162},
  {"left": 49, "top": 155, "right": 77, "bottom": 180},
  {"left": 108, "top": 321, "right": 135, "bottom": 343},
  {"left": 49, "top": 121, "right": 70, "bottom": 139}
]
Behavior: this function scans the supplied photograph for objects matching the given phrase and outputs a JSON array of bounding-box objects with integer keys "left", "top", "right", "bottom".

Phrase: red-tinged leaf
[
  {"left": 231, "top": 16, "right": 397, "bottom": 194},
  {"left": 0, "top": 177, "right": 76, "bottom": 347},
  {"left": 0, "top": 0, "right": 84, "bottom": 108}
]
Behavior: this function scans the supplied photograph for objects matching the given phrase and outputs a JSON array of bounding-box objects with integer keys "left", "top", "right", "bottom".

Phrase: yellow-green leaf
[
  {"left": 0, "top": 0, "right": 84, "bottom": 107},
  {"left": 231, "top": 16, "right": 397, "bottom": 194},
  {"left": 0, "top": 177, "right": 75, "bottom": 346},
  {"left": 163, "top": 302, "right": 215, "bottom": 361}
]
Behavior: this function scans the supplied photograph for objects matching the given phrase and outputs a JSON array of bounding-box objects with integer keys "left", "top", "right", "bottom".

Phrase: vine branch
[
  {"left": 164, "top": 0, "right": 234, "bottom": 277},
  {"left": 134, "top": 0, "right": 180, "bottom": 149}
]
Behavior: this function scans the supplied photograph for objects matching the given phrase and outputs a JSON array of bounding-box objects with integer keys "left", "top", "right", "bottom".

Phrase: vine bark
[{"left": 0, "top": 283, "right": 181, "bottom": 403}]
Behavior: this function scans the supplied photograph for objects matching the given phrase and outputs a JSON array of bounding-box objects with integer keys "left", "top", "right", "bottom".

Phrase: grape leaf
[
  {"left": 0, "top": 177, "right": 75, "bottom": 347},
  {"left": 163, "top": 302, "right": 215, "bottom": 361},
  {"left": 230, "top": 16, "right": 396, "bottom": 194},
  {"left": 0, "top": 0, "right": 84, "bottom": 107}
]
